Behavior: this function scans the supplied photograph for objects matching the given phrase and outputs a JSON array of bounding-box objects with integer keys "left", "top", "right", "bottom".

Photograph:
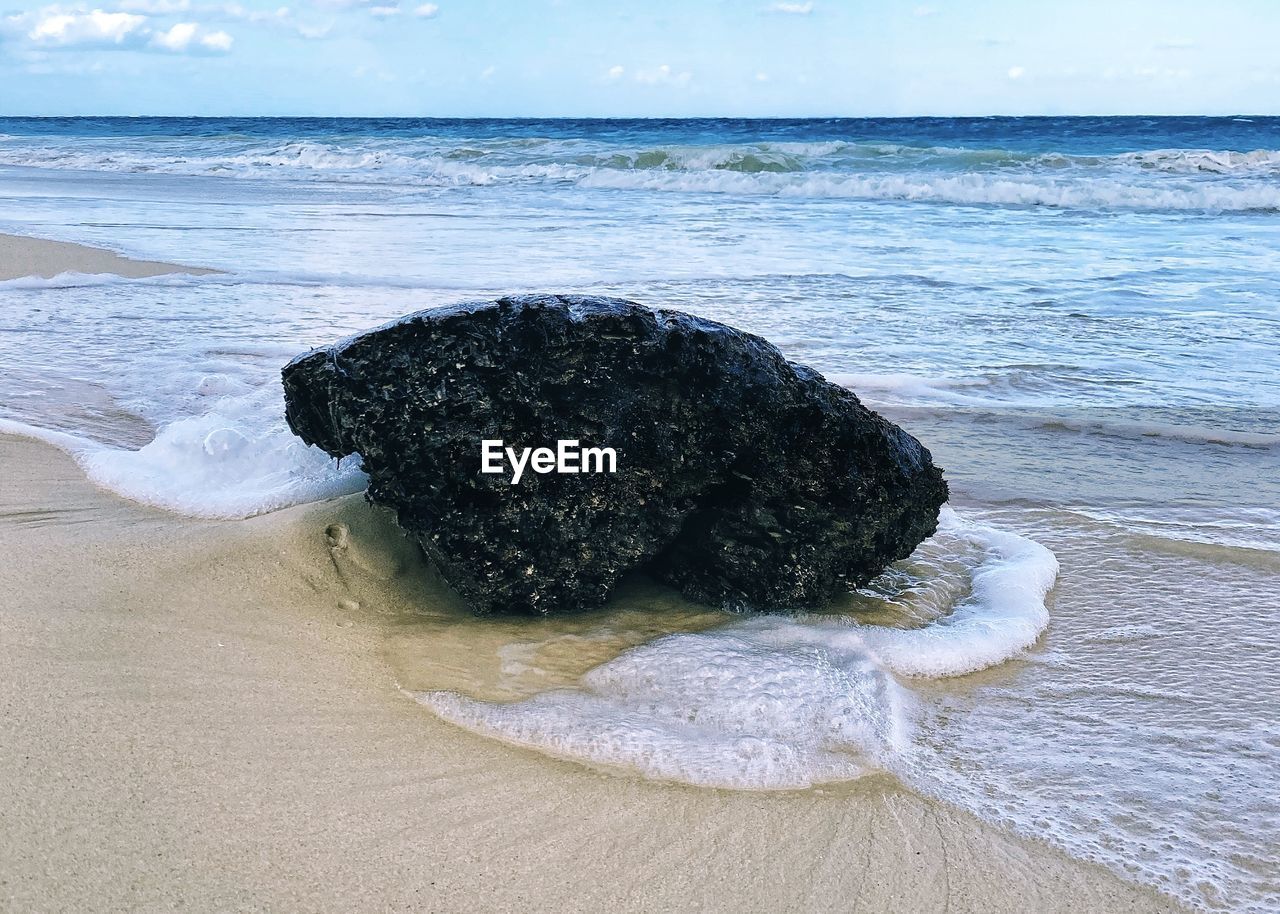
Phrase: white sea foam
[
  {"left": 579, "top": 168, "right": 1280, "bottom": 211},
  {"left": 1116, "top": 147, "right": 1280, "bottom": 174},
  {"left": 5, "top": 137, "right": 1280, "bottom": 210},
  {"left": 422, "top": 633, "right": 906, "bottom": 789},
  {"left": 824, "top": 371, "right": 995, "bottom": 406},
  {"left": 853, "top": 510, "right": 1058, "bottom": 676},
  {"left": 0, "top": 385, "right": 366, "bottom": 518},
  {"left": 0, "top": 268, "right": 510, "bottom": 292},
  {"left": 413, "top": 508, "right": 1057, "bottom": 789}
]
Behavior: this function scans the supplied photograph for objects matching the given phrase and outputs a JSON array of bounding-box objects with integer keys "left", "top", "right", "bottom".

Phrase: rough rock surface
[{"left": 283, "top": 295, "right": 948, "bottom": 615}]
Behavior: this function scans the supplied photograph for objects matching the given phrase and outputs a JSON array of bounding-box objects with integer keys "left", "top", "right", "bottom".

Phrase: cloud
[
  {"left": 634, "top": 63, "right": 690, "bottom": 86},
  {"left": 7, "top": 5, "right": 235, "bottom": 52},
  {"left": 912, "top": 5, "right": 936, "bottom": 16},
  {"left": 368, "top": 4, "right": 399, "bottom": 15},
  {"left": 755, "top": 71, "right": 769, "bottom": 82},
  {"left": 150, "top": 20, "right": 231, "bottom": 50},
  {"left": 1007, "top": 65, "right": 1025, "bottom": 80},
  {"left": 116, "top": 0, "right": 188, "bottom": 12},
  {"left": 412, "top": 2, "right": 437, "bottom": 16},
  {"left": 605, "top": 64, "right": 624, "bottom": 80},
  {"left": 150, "top": 19, "right": 195, "bottom": 45},
  {"left": 199, "top": 26, "right": 230, "bottom": 48},
  {"left": 213, "top": 3, "right": 330, "bottom": 39},
  {"left": 767, "top": 1, "right": 812, "bottom": 13},
  {"left": 27, "top": 9, "right": 146, "bottom": 45},
  {"left": 1154, "top": 38, "right": 1195, "bottom": 51}
]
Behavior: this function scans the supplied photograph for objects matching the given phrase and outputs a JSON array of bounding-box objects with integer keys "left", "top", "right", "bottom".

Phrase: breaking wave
[{"left": 3, "top": 135, "right": 1279, "bottom": 211}]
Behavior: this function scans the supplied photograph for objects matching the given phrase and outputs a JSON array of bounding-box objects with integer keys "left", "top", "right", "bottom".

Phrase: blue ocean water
[{"left": 0, "top": 117, "right": 1277, "bottom": 913}]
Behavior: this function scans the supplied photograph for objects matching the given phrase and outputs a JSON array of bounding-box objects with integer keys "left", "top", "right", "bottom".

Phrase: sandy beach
[
  {"left": 13, "top": 84, "right": 1280, "bottom": 910},
  {"left": 0, "top": 232, "right": 1196, "bottom": 913},
  {"left": 0, "top": 427, "right": 1190, "bottom": 913},
  {"left": 0, "top": 231, "right": 216, "bottom": 281}
]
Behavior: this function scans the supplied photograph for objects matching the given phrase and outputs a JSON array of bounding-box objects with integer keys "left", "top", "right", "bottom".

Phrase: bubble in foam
[
  {"left": 201, "top": 427, "right": 250, "bottom": 459},
  {"left": 413, "top": 509, "right": 1058, "bottom": 789}
]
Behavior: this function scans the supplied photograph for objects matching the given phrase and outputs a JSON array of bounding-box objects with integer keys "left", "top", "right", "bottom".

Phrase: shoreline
[
  {"left": 0, "top": 230, "right": 218, "bottom": 280},
  {"left": 0, "top": 432, "right": 1191, "bottom": 913}
]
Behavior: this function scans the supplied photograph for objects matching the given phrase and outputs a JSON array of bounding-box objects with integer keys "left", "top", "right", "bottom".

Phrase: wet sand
[
  {"left": 0, "top": 432, "right": 1190, "bottom": 913},
  {"left": 0, "top": 231, "right": 217, "bottom": 280}
]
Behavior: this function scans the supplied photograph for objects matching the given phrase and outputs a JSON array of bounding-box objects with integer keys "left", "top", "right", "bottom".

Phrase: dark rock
[{"left": 283, "top": 295, "right": 947, "bottom": 615}]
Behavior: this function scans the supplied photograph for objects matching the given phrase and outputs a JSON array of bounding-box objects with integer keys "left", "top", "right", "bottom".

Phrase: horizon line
[{"left": 1, "top": 113, "right": 1274, "bottom": 120}]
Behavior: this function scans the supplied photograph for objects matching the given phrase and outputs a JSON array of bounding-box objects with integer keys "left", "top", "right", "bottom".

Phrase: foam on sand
[
  {"left": 0, "top": 383, "right": 366, "bottom": 518},
  {"left": 414, "top": 508, "right": 1057, "bottom": 790},
  {"left": 853, "top": 507, "right": 1059, "bottom": 676}
]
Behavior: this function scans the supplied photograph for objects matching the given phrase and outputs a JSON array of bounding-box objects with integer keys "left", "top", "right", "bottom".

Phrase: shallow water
[{"left": 1, "top": 116, "right": 1277, "bottom": 912}]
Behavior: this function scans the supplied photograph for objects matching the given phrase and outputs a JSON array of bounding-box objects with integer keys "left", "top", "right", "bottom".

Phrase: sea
[{"left": 0, "top": 116, "right": 1276, "bottom": 913}]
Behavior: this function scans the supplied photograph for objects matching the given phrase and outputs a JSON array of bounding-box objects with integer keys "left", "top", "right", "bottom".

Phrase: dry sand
[
  {"left": 0, "top": 432, "right": 1190, "bottom": 914},
  {"left": 0, "top": 231, "right": 217, "bottom": 280}
]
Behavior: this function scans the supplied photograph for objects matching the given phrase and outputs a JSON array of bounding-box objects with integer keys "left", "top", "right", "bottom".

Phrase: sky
[{"left": 1, "top": 0, "right": 1278, "bottom": 117}]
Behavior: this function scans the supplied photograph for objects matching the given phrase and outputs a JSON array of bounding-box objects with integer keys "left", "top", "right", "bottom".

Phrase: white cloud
[
  {"left": 412, "top": 2, "right": 437, "bottom": 16},
  {"left": 369, "top": 4, "right": 399, "bottom": 15},
  {"left": 767, "top": 1, "right": 812, "bottom": 13},
  {"left": 199, "top": 27, "right": 230, "bottom": 49},
  {"left": 116, "top": 0, "right": 189, "bottom": 12},
  {"left": 755, "top": 71, "right": 769, "bottom": 82},
  {"left": 218, "top": 4, "right": 330, "bottom": 39},
  {"left": 9, "top": 4, "right": 235, "bottom": 51},
  {"left": 1007, "top": 65, "right": 1025, "bottom": 80},
  {"left": 150, "top": 19, "right": 196, "bottom": 46},
  {"left": 605, "top": 64, "right": 624, "bottom": 80},
  {"left": 28, "top": 9, "right": 146, "bottom": 45},
  {"left": 479, "top": 64, "right": 495, "bottom": 80},
  {"left": 912, "top": 5, "right": 936, "bottom": 16},
  {"left": 149, "top": 20, "right": 232, "bottom": 50},
  {"left": 635, "top": 63, "right": 691, "bottom": 86}
]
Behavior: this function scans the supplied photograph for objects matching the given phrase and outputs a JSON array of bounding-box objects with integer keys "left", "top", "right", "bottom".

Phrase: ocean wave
[
  {"left": 1034, "top": 415, "right": 1280, "bottom": 449},
  {"left": 0, "top": 270, "right": 229, "bottom": 290},
  {"left": 825, "top": 371, "right": 997, "bottom": 406},
  {"left": 3, "top": 135, "right": 1280, "bottom": 211},
  {"left": 0, "top": 267, "right": 519, "bottom": 291},
  {"left": 1116, "top": 147, "right": 1280, "bottom": 174},
  {"left": 1063, "top": 503, "right": 1280, "bottom": 554},
  {"left": 413, "top": 507, "right": 1057, "bottom": 789},
  {"left": 578, "top": 168, "right": 1280, "bottom": 211}
]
